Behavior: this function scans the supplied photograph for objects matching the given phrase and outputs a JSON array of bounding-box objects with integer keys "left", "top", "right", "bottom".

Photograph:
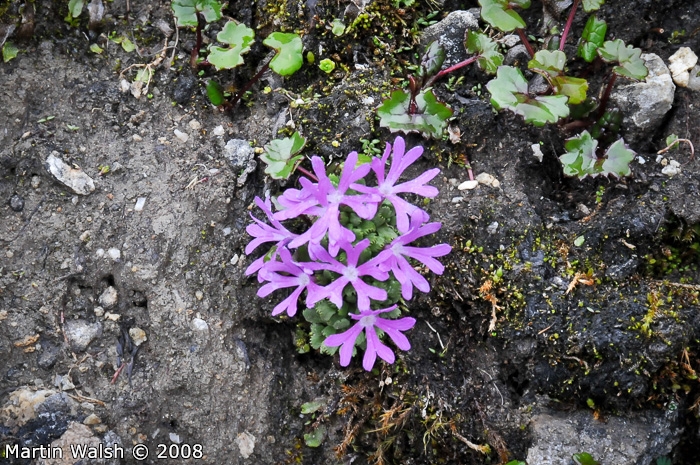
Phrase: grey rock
[
  {"left": 610, "top": 53, "right": 675, "bottom": 146},
  {"left": 172, "top": 74, "right": 197, "bottom": 104},
  {"left": 505, "top": 44, "right": 530, "bottom": 66},
  {"left": 9, "top": 193, "right": 24, "bottom": 211},
  {"left": 98, "top": 286, "right": 118, "bottom": 309},
  {"left": 38, "top": 340, "right": 61, "bottom": 369},
  {"left": 420, "top": 11, "right": 479, "bottom": 66},
  {"left": 688, "top": 64, "right": 700, "bottom": 91},
  {"left": 526, "top": 408, "right": 681, "bottom": 465},
  {"left": 224, "top": 139, "right": 254, "bottom": 171},
  {"left": 63, "top": 319, "right": 102, "bottom": 352},
  {"left": 46, "top": 153, "right": 96, "bottom": 195}
]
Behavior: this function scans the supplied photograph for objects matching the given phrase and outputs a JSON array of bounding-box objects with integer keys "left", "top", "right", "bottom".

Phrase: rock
[
  {"left": 83, "top": 413, "right": 101, "bottom": 425},
  {"left": 107, "top": 247, "right": 121, "bottom": 261},
  {"left": 45, "top": 152, "right": 96, "bottom": 195},
  {"left": 63, "top": 320, "right": 102, "bottom": 352},
  {"left": 486, "top": 221, "right": 499, "bottom": 234},
  {"left": 42, "top": 422, "right": 101, "bottom": 465},
  {"left": 504, "top": 44, "right": 530, "bottom": 66},
  {"left": 661, "top": 159, "right": 681, "bottom": 176},
  {"left": 236, "top": 431, "right": 256, "bottom": 459},
  {"left": 223, "top": 139, "right": 257, "bottom": 186},
  {"left": 668, "top": 47, "right": 698, "bottom": 87},
  {"left": 134, "top": 197, "right": 146, "bottom": 211},
  {"left": 476, "top": 172, "right": 500, "bottom": 188},
  {"left": 172, "top": 73, "right": 197, "bottom": 104},
  {"left": 191, "top": 318, "right": 209, "bottom": 332},
  {"left": 688, "top": 64, "right": 700, "bottom": 91},
  {"left": 420, "top": 11, "right": 479, "bottom": 65},
  {"left": 170, "top": 432, "right": 182, "bottom": 444},
  {"left": 526, "top": 409, "right": 681, "bottom": 465},
  {"left": 174, "top": 129, "right": 189, "bottom": 143},
  {"left": 129, "top": 327, "right": 147, "bottom": 346},
  {"left": 98, "top": 286, "right": 118, "bottom": 309},
  {"left": 213, "top": 125, "right": 225, "bottom": 136},
  {"left": 610, "top": 53, "right": 675, "bottom": 146},
  {"left": 0, "top": 388, "right": 55, "bottom": 427},
  {"left": 9, "top": 193, "right": 24, "bottom": 211},
  {"left": 38, "top": 341, "right": 61, "bottom": 369},
  {"left": 458, "top": 180, "right": 478, "bottom": 190},
  {"left": 188, "top": 119, "right": 201, "bottom": 131}
]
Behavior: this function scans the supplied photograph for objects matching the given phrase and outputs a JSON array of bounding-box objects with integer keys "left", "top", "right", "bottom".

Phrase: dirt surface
[{"left": 1, "top": 0, "right": 700, "bottom": 464}]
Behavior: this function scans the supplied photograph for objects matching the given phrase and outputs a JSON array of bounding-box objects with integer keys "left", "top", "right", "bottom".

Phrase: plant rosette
[{"left": 244, "top": 137, "right": 451, "bottom": 371}]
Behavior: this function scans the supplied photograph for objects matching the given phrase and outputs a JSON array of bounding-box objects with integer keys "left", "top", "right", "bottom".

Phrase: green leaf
[
  {"left": 171, "top": 0, "right": 223, "bottom": 27},
  {"left": 206, "top": 80, "right": 225, "bottom": 106},
  {"left": 418, "top": 41, "right": 446, "bottom": 79},
  {"left": 581, "top": 0, "right": 604, "bottom": 13},
  {"left": 478, "top": 0, "right": 530, "bottom": 32},
  {"left": 260, "top": 132, "right": 307, "bottom": 180},
  {"left": 67, "top": 0, "right": 84, "bottom": 19},
  {"left": 135, "top": 68, "right": 152, "bottom": 82},
  {"left": 302, "top": 308, "right": 324, "bottom": 324},
  {"left": 505, "top": 462, "right": 527, "bottom": 465},
  {"left": 90, "top": 43, "right": 103, "bottom": 54},
  {"left": 304, "top": 425, "right": 326, "bottom": 448},
  {"left": 331, "top": 18, "right": 345, "bottom": 36},
  {"left": 377, "top": 88, "right": 453, "bottom": 138},
  {"left": 319, "top": 58, "right": 336, "bottom": 73},
  {"left": 207, "top": 21, "right": 255, "bottom": 71},
  {"left": 598, "top": 39, "right": 648, "bottom": 80},
  {"left": 528, "top": 49, "right": 566, "bottom": 75},
  {"left": 665, "top": 133, "right": 679, "bottom": 149},
  {"left": 121, "top": 38, "right": 136, "bottom": 53},
  {"left": 465, "top": 31, "right": 503, "bottom": 74},
  {"left": 552, "top": 76, "right": 588, "bottom": 104},
  {"left": 2, "top": 42, "right": 19, "bottom": 63},
  {"left": 315, "top": 300, "right": 338, "bottom": 322},
  {"left": 263, "top": 32, "right": 304, "bottom": 76},
  {"left": 486, "top": 66, "right": 569, "bottom": 126},
  {"left": 572, "top": 452, "right": 600, "bottom": 465},
  {"left": 300, "top": 400, "right": 325, "bottom": 414},
  {"left": 559, "top": 131, "right": 635, "bottom": 179},
  {"left": 574, "top": 235, "right": 585, "bottom": 247},
  {"left": 578, "top": 16, "right": 607, "bottom": 62}
]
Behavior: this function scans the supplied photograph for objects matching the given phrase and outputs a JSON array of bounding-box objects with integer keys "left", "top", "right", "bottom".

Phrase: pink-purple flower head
[
  {"left": 324, "top": 305, "right": 416, "bottom": 371},
  {"left": 245, "top": 196, "right": 298, "bottom": 276},
  {"left": 376, "top": 212, "right": 452, "bottom": 300},
  {"left": 352, "top": 136, "right": 439, "bottom": 233},
  {"left": 274, "top": 151, "right": 380, "bottom": 255}
]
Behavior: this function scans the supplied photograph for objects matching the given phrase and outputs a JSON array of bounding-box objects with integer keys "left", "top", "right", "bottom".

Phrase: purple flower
[
  {"left": 274, "top": 152, "right": 380, "bottom": 255},
  {"left": 257, "top": 248, "right": 324, "bottom": 317},
  {"left": 323, "top": 306, "right": 416, "bottom": 371},
  {"left": 306, "top": 239, "right": 389, "bottom": 311},
  {"left": 375, "top": 212, "right": 451, "bottom": 300},
  {"left": 245, "top": 196, "right": 298, "bottom": 276},
  {"left": 353, "top": 136, "right": 439, "bottom": 233}
]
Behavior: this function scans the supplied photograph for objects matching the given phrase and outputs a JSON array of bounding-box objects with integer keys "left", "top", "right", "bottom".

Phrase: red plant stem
[
  {"left": 559, "top": 0, "right": 580, "bottom": 51},
  {"left": 190, "top": 13, "right": 203, "bottom": 69},
  {"left": 516, "top": 29, "right": 535, "bottom": 58},
  {"left": 229, "top": 61, "right": 271, "bottom": 109},
  {"left": 296, "top": 165, "right": 319, "bottom": 182},
  {"left": 425, "top": 56, "right": 479, "bottom": 87},
  {"left": 598, "top": 73, "right": 617, "bottom": 119}
]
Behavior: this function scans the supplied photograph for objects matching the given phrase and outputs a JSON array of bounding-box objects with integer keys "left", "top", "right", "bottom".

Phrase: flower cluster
[{"left": 245, "top": 136, "right": 451, "bottom": 371}]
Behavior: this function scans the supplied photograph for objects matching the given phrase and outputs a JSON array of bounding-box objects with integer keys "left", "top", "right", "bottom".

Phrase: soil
[{"left": 1, "top": 0, "right": 700, "bottom": 464}]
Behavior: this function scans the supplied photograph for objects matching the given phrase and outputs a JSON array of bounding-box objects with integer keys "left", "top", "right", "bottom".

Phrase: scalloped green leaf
[
  {"left": 552, "top": 76, "right": 588, "bottom": 104},
  {"left": 479, "top": 0, "right": 530, "bottom": 32},
  {"left": 263, "top": 32, "right": 303, "bottom": 76},
  {"left": 377, "top": 89, "right": 453, "bottom": 138},
  {"left": 573, "top": 452, "right": 600, "bottom": 465},
  {"left": 465, "top": 31, "right": 504, "bottom": 74},
  {"left": 578, "top": 16, "right": 607, "bottom": 62},
  {"left": 304, "top": 425, "right": 326, "bottom": 448},
  {"left": 528, "top": 49, "right": 566, "bottom": 75},
  {"left": 419, "top": 41, "right": 446, "bottom": 79},
  {"left": 260, "top": 131, "right": 306, "bottom": 180},
  {"left": 207, "top": 21, "right": 255, "bottom": 71},
  {"left": 528, "top": 51, "right": 587, "bottom": 104},
  {"left": 598, "top": 39, "right": 648, "bottom": 80},
  {"left": 171, "top": 0, "right": 223, "bottom": 27},
  {"left": 582, "top": 0, "right": 604, "bottom": 13},
  {"left": 486, "top": 66, "right": 569, "bottom": 126},
  {"left": 559, "top": 131, "right": 635, "bottom": 179}
]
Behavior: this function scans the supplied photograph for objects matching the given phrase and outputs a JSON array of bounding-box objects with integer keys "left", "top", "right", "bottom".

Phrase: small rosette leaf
[
  {"left": 377, "top": 89, "right": 453, "bottom": 138},
  {"left": 263, "top": 32, "right": 304, "bottom": 76},
  {"left": 478, "top": 0, "right": 531, "bottom": 32},
  {"left": 465, "top": 31, "right": 504, "bottom": 74},
  {"left": 559, "top": 131, "right": 635, "bottom": 179},
  {"left": 207, "top": 21, "right": 255, "bottom": 71},
  {"left": 598, "top": 39, "right": 648, "bottom": 80},
  {"left": 260, "top": 132, "right": 307, "bottom": 180},
  {"left": 578, "top": 16, "right": 607, "bottom": 62},
  {"left": 171, "top": 0, "right": 223, "bottom": 27}
]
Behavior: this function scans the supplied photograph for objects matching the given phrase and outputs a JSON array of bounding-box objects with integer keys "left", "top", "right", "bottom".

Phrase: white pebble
[
  {"left": 195, "top": 290, "right": 204, "bottom": 301},
  {"left": 132, "top": 134, "right": 143, "bottom": 142},
  {"left": 662, "top": 160, "right": 681, "bottom": 176},
  {"left": 451, "top": 196, "right": 464, "bottom": 203},
  {"left": 213, "top": 125, "right": 225, "bottom": 136},
  {"left": 174, "top": 129, "right": 189, "bottom": 143},
  {"left": 230, "top": 254, "right": 239, "bottom": 266},
  {"left": 107, "top": 248, "right": 121, "bottom": 261},
  {"left": 458, "top": 180, "right": 479, "bottom": 190},
  {"left": 188, "top": 119, "right": 202, "bottom": 131},
  {"left": 95, "top": 248, "right": 105, "bottom": 258},
  {"left": 487, "top": 221, "right": 499, "bottom": 234},
  {"left": 134, "top": 197, "right": 146, "bottom": 212},
  {"left": 668, "top": 47, "right": 698, "bottom": 87},
  {"left": 129, "top": 327, "right": 147, "bottom": 346},
  {"left": 531, "top": 143, "right": 544, "bottom": 162},
  {"left": 169, "top": 433, "right": 182, "bottom": 444},
  {"left": 191, "top": 318, "right": 209, "bottom": 332},
  {"left": 476, "top": 173, "right": 500, "bottom": 188},
  {"left": 637, "top": 156, "right": 646, "bottom": 165},
  {"left": 222, "top": 227, "right": 231, "bottom": 236}
]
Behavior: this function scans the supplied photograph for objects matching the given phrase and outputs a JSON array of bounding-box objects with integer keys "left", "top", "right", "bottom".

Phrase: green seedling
[
  {"left": 572, "top": 452, "right": 600, "bottom": 465},
  {"left": 478, "top": 0, "right": 530, "bottom": 32},
  {"left": 318, "top": 58, "right": 336, "bottom": 73},
  {"left": 505, "top": 461, "right": 526, "bottom": 465},
  {"left": 259, "top": 132, "right": 307, "bottom": 180},
  {"left": 559, "top": 130, "right": 635, "bottom": 178},
  {"left": 578, "top": 16, "right": 607, "bottom": 62},
  {"left": 331, "top": 18, "right": 345, "bottom": 36},
  {"left": 2, "top": 42, "right": 19, "bottom": 62},
  {"left": 207, "top": 21, "right": 254, "bottom": 71},
  {"left": 263, "top": 32, "right": 304, "bottom": 76},
  {"left": 528, "top": 50, "right": 588, "bottom": 104},
  {"left": 65, "top": 0, "right": 84, "bottom": 23},
  {"left": 487, "top": 65, "right": 570, "bottom": 126},
  {"left": 205, "top": 80, "right": 225, "bottom": 106},
  {"left": 172, "top": 0, "right": 223, "bottom": 68},
  {"left": 303, "top": 425, "right": 326, "bottom": 448},
  {"left": 597, "top": 39, "right": 648, "bottom": 80}
]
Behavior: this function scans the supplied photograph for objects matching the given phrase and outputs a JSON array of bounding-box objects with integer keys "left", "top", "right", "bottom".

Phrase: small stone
[
  {"left": 54, "top": 374, "right": 75, "bottom": 391},
  {"left": 132, "top": 134, "right": 143, "bottom": 142},
  {"left": 93, "top": 306, "right": 104, "bottom": 317},
  {"left": 222, "top": 227, "right": 231, "bottom": 236},
  {"left": 188, "top": 119, "right": 201, "bottom": 131},
  {"left": 195, "top": 290, "right": 204, "bottom": 301},
  {"left": 174, "top": 129, "right": 189, "bottom": 143},
  {"left": 119, "top": 79, "right": 131, "bottom": 93},
  {"left": 476, "top": 173, "right": 500, "bottom": 188},
  {"left": 458, "top": 180, "right": 479, "bottom": 190},
  {"left": 105, "top": 312, "right": 121, "bottom": 321},
  {"left": 107, "top": 248, "right": 121, "bottom": 261},
  {"left": 170, "top": 432, "right": 182, "bottom": 444},
  {"left": 134, "top": 197, "right": 146, "bottom": 211},
  {"left": 230, "top": 254, "right": 239, "bottom": 266},
  {"left": 31, "top": 176, "right": 41, "bottom": 188},
  {"left": 191, "top": 318, "right": 209, "bottom": 332},
  {"left": 451, "top": 196, "right": 464, "bottom": 203},
  {"left": 637, "top": 156, "right": 646, "bottom": 165},
  {"left": 45, "top": 152, "right": 96, "bottom": 196},
  {"left": 213, "top": 125, "right": 225, "bottom": 136},
  {"left": 531, "top": 143, "right": 544, "bottom": 162},
  {"left": 63, "top": 320, "right": 102, "bottom": 352},
  {"left": 668, "top": 47, "right": 698, "bottom": 87},
  {"left": 98, "top": 286, "right": 118, "bottom": 309},
  {"left": 129, "top": 327, "right": 147, "bottom": 346},
  {"left": 83, "top": 413, "right": 101, "bottom": 425},
  {"left": 236, "top": 432, "right": 256, "bottom": 459},
  {"left": 79, "top": 231, "right": 91, "bottom": 242},
  {"left": 662, "top": 160, "right": 681, "bottom": 176},
  {"left": 487, "top": 221, "right": 499, "bottom": 234},
  {"left": 9, "top": 193, "right": 24, "bottom": 212}
]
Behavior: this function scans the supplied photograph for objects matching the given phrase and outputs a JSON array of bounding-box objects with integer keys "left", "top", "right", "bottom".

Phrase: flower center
[
  {"left": 327, "top": 191, "right": 343, "bottom": 204},
  {"left": 298, "top": 273, "right": 310, "bottom": 286},
  {"left": 378, "top": 183, "right": 393, "bottom": 196},
  {"left": 391, "top": 243, "right": 405, "bottom": 256},
  {"left": 359, "top": 314, "right": 377, "bottom": 327},
  {"left": 343, "top": 266, "right": 359, "bottom": 282}
]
